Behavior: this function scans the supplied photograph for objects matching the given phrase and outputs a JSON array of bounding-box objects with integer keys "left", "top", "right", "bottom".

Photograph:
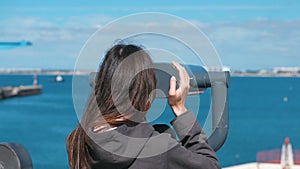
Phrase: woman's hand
[{"left": 168, "top": 61, "right": 190, "bottom": 117}]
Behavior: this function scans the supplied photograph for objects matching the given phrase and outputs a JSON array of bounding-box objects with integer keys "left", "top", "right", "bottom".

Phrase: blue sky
[{"left": 0, "top": 0, "right": 300, "bottom": 70}]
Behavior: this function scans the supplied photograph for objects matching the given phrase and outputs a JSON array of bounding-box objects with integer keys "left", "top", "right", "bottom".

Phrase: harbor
[
  {"left": 0, "top": 75, "right": 42, "bottom": 100},
  {"left": 0, "top": 84, "right": 42, "bottom": 100}
]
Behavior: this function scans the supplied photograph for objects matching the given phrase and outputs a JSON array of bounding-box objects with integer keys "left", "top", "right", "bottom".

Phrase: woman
[{"left": 67, "top": 44, "right": 220, "bottom": 169}]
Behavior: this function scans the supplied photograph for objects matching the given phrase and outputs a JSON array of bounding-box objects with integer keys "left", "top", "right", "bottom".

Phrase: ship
[{"left": 55, "top": 75, "right": 64, "bottom": 82}]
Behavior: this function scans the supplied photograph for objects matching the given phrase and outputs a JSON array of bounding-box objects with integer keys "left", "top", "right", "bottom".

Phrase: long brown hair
[{"left": 67, "top": 44, "right": 157, "bottom": 169}]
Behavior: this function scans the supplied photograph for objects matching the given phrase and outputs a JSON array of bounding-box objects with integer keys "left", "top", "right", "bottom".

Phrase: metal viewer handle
[{"left": 207, "top": 72, "right": 229, "bottom": 151}]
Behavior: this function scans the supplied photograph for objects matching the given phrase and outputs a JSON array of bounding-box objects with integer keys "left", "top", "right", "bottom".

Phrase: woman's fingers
[
  {"left": 169, "top": 76, "right": 176, "bottom": 96},
  {"left": 168, "top": 61, "right": 189, "bottom": 116},
  {"left": 172, "top": 61, "right": 189, "bottom": 89}
]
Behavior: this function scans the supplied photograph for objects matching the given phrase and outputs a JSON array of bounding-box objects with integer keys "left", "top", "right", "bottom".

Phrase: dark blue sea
[{"left": 0, "top": 74, "right": 299, "bottom": 168}]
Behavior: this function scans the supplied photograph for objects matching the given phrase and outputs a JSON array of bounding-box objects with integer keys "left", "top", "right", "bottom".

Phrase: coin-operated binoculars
[{"left": 154, "top": 63, "right": 230, "bottom": 151}]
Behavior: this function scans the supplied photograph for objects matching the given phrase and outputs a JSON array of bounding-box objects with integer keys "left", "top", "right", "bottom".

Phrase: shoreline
[
  {"left": 231, "top": 73, "right": 300, "bottom": 78},
  {"left": 0, "top": 70, "right": 299, "bottom": 77},
  {"left": 0, "top": 70, "right": 90, "bottom": 75}
]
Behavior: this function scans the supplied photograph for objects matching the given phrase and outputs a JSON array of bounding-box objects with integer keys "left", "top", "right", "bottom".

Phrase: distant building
[{"left": 273, "top": 67, "right": 300, "bottom": 75}]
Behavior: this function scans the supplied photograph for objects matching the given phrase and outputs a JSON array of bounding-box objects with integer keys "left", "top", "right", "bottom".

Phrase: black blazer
[{"left": 86, "top": 111, "right": 221, "bottom": 169}]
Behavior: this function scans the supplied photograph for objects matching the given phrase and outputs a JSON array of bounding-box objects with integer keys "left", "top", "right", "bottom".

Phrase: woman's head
[
  {"left": 93, "top": 44, "right": 156, "bottom": 126},
  {"left": 67, "top": 44, "right": 156, "bottom": 169}
]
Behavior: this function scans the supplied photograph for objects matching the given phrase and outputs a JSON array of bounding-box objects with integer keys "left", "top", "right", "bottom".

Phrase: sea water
[{"left": 0, "top": 75, "right": 299, "bottom": 168}]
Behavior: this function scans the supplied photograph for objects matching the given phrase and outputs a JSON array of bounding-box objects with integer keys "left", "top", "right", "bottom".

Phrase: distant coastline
[
  {"left": 0, "top": 68, "right": 299, "bottom": 77},
  {"left": 231, "top": 72, "right": 300, "bottom": 77},
  {"left": 231, "top": 67, "right": 300, "bottom": 77},
  {"left": 0, "top": 69, "right": 89, "bottom": 75}
]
